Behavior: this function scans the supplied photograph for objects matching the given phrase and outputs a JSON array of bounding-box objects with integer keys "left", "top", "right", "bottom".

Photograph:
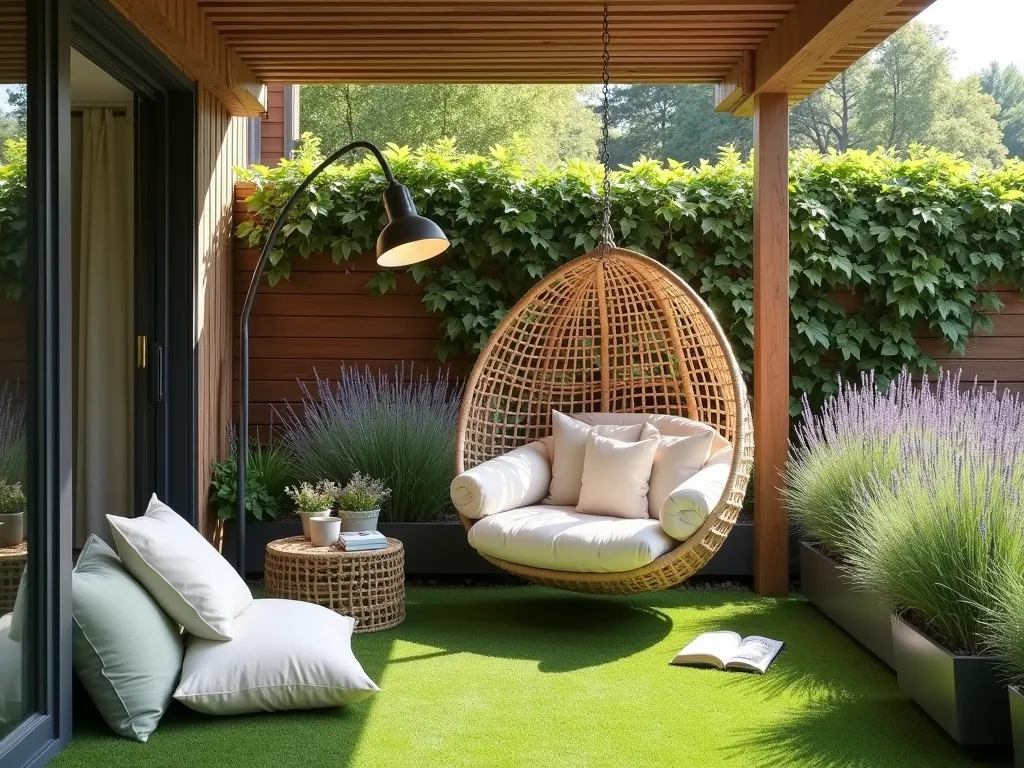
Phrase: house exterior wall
[
  {"left": 259, "top": 84, "right": 298, "bottom": 166},
  {"left": 198, "top": 87, "right": 247, "bottom": 536}
]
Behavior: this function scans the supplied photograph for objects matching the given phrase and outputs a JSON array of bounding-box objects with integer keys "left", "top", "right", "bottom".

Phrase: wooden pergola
[{"left": 116, "top": 0, "right": 934, "bottom": 594}]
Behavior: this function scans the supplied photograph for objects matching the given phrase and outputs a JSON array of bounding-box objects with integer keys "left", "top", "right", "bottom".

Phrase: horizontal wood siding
[
  {"left": 233, "top": 184, "right": 463, "bottom": 432},
  {"left": 232, "top": 182, "right": 1024, "bottom": 429}
]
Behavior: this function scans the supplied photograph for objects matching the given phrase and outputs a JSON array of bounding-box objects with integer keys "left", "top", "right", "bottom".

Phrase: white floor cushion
[
  {"left": 468, "top": 506, "right": 676, "bottom": 573},
  {"left": 0, "top": 615, "right": 20, "bottom": 726},
  {"left": 107, "top": 494, "right": 252, "bottom": 641},
  {"left": 174, "top": 599, "right": 379, "bottom": 715}
]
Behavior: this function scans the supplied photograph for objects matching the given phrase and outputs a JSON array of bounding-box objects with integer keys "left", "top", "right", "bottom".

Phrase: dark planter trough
[
  {"left": 799, "top": 542, "right": 894, "bottom": 668},
  {"left": 891, "top": 615, "right": 1011, "bottom": 747},
  {"left": 1011, "top": 686, "right": 1024, "bottom": 768},
  {"left": 226, "top": 519, "right": 791, "bottom": 581},
  {"left": 224, "top": 520, "right": 500, "bottom": 577}
]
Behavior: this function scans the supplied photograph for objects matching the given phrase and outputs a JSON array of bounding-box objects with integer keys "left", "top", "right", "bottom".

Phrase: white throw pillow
[
  {"left": 174, "top": 599, "right": 379, "bottom": 715},
  {"left": 647, "top": 432, "right": 715, "bottom": 519},
  {"left": 576, "top": 432, "right": 659, "bottom": 519},
  {"left": 544, "top": 410, "right": 645, "bottom": 506},
  {"left": 107, "top": 495, "right": 252, "bottom": 641}
]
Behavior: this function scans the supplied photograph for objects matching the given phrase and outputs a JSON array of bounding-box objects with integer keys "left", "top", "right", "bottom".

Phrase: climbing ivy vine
[{"left": 237, "top": 135, "right": 1024, "bottom": 412}]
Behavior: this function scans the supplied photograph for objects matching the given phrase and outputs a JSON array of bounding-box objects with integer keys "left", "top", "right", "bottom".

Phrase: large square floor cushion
[
  {"left": 0, "top": 614, "right": 21, "bottom": 727},
  {"left": 174, "top": 599, "right": 379, "bottom": 715},
  {"left": 107, "top": 494, "right": 252, "bottom": 641},
  {"left": 72, "top": 535, "right": 184, "bottom": 742},
  {"left": 467, "top": 506, "right": 676, "bottom": 573}
]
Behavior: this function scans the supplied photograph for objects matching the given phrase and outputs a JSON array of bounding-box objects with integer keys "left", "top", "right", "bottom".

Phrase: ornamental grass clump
[
  {"left": 282, "top": 365, "right": 461, "bottom": 523},
  {"left": 841, "top": 381, "right": 1024, "bottom": 655},
  {"left": 785, "top": 369, "right": 917, "bottom": 558},
  {"left": 986, "top": 565, "right": 1024, "bottom": 689},
  {"left": 0, "top": 386, "right": 25, "bottom": 486}
]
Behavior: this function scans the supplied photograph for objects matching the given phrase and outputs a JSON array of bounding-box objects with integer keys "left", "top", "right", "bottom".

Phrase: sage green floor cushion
[{"left": 72, "top": 535, "right": 184, "bottom": 742}]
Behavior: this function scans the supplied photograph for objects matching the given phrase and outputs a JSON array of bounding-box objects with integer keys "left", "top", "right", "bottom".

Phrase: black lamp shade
[{"left": 376, "top": 183, "right": 449, "bottom": 267}]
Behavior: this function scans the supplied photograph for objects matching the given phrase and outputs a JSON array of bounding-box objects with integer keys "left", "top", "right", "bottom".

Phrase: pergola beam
[
  {"left": 715, "top": 0, "right": 905, "bottom": 114},
  {"left": 109, "top": 0, "right": 267, "bottom": 117},
  {"left": 752, "top": 93, "right": 791, "bottom": 597}
]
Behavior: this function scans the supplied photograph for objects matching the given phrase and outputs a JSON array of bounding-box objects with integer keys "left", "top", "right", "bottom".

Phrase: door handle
[{"left": 152, "top": 343, "right": 165, "bottom": 402}]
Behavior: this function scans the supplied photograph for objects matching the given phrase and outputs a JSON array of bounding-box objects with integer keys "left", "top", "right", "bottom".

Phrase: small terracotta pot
[{"left": 309, "top": 516, "right": 342, "bottom": 548}]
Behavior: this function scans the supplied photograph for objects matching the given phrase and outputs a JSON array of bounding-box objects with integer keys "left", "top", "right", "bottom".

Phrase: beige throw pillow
[
  {"left": 647, "top": 432, "right": 715, "bottom": 519},
  {"left": 544, "top": 410, "right": 645, "bottom": 506},
  {"left": 576, "top": 432, "right": 659, "bottom": 519}
]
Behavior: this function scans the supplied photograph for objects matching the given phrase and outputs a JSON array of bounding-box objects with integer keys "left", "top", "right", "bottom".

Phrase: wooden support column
[{"left": 753, "top": 93, "right": 791, "bottom": 596}]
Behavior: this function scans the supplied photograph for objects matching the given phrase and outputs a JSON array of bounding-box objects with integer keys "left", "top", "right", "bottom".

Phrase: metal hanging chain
[{"left": 599, "top": 1, "right": 616, "bottom": 249}]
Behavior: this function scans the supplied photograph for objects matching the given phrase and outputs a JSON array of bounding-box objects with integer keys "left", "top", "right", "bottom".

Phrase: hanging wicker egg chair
[{"left": 455, "top": 245, "right": 754, "bottom": 595}]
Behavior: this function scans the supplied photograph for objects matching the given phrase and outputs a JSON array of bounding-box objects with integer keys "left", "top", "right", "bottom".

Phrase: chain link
[{"left": 599, "top": 2, "right": 615, "bottom": 249}]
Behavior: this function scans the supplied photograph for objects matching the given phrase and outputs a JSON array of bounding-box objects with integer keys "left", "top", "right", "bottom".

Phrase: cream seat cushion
[{"left": 467, "top": 505, "right": 676, "bottom": 573}]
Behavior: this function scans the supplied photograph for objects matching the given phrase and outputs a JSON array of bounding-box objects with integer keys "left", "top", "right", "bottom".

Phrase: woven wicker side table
[
  {"left": 0, "top": 543, "right": 26, "bottom": 616},
  {"left": 264, "top": 536, "right": 405, "bottom": 633}
]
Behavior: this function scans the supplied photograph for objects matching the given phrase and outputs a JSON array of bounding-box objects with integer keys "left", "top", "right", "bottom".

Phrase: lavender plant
[
  {"left": 840, "top": 380, "right": 1024, "bottom": 655},
  {"left": 784, "top": 370, "right": 917, "bottom": 558},
  {"left": 281, "top": 365, "right": 462, "bottom": 523},
  {"left": 0, "top": 386, "right": 25, "bottom": 486}
]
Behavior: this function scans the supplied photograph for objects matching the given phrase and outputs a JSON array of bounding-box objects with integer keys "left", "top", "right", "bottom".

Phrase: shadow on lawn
[{"left": 394, "top": 590, "right": 674, "bottom": 672}]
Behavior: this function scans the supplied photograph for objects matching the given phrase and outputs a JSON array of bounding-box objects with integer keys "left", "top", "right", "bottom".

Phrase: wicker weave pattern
[
  {"left": 456, "top": 247, "right": 753, "bottom": 595},
  {"left": 0, "top": 543, "right": 25, "bottom": 616},
  {"left": 264, "top": 537, "right": 405, "bottom": 633}
]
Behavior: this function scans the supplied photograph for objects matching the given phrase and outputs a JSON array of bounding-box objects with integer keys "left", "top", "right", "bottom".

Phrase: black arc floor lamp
[{"left": 236, "top": 141, "right": 450, "bottom": 576}]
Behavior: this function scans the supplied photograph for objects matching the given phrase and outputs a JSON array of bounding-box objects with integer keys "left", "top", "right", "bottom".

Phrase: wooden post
[{"left": 752, "top": 93, "right": 790, "bottom": 596}]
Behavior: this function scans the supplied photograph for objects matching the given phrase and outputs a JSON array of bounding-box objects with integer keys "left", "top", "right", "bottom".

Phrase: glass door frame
[{"left": 0, "top": 0, "right": 74, "bottom": 764}]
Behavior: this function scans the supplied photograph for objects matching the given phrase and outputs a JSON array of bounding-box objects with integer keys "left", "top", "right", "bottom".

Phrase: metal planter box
[
  {"left": 799, "top": 542, "right": 894, "bottom": 667},
  {"left": 892, "top": 615, "right": 1011, "bottom": 746},
  {"left": 1011, "top": 686, "right": 1024, "bottom": 767}
]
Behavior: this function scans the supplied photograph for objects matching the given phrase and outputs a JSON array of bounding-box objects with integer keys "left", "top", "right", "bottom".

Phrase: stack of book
[{"left": 338, "top": 531, "right": 387, "bottom": 552}]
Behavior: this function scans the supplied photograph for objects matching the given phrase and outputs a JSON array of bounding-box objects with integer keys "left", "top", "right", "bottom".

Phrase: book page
[
  {"left": 673, "top": 631, "right": 742, "bottom": 668},
  {"left": 726, "top": 636, "right": 784, "bottom": 673}
]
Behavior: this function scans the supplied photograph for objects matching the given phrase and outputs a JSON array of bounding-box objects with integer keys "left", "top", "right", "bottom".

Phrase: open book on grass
[{"left": 671, "top": 631, "right": 784, "bottom": 674}]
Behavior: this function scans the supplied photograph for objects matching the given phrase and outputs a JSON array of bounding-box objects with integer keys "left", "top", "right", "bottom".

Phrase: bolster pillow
[
  {"left": 659, "top": 449, "right": 733, "bottom": 540},
  {"left": 450, "top": 441, "right": 552, "bottom": 520}
]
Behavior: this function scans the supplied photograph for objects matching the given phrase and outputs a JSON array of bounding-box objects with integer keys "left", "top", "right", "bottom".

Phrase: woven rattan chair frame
[{"left": 455, "top": 246, "right": 753, "bottom": 595}]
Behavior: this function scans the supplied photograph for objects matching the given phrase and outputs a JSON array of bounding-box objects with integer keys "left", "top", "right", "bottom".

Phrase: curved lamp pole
[{"left": 236, "top": 141, "right": 449, "bottom": 577}]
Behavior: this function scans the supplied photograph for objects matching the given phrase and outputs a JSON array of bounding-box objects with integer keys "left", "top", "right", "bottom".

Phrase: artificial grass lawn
[{"left": 53, "top": 587, "right": 988, "bottom": 768}]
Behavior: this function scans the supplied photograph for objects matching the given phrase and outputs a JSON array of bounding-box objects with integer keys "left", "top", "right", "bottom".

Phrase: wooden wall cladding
[
  {"left": 232, "top": 183, "right": 1024, "bottom": 431},
  {"left": 0, "top": 296, "right": 26, "bottom": 388},
  {"left": 197, "top": 87, "right": 248, "bottom": 537}
]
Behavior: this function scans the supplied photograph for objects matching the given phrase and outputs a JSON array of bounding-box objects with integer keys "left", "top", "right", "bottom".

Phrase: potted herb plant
[
  {"left": 335, "top": 472, "right": 390, "bottom": 533},
  {"left": 285, "top": 481, "right": 339, "bottom": 539},
  {"left": 785, "top": 370, "right": 910, "bottom": 668},
  {"left": 0, "top": 481, "right": 23, "bottom": 548},
  {"left": 843, "top": 406, "right": 1024, "bottom": 747}
]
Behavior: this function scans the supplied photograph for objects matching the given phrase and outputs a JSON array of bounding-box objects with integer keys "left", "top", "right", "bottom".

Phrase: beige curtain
[{"left": 73, "top": 108, "right": 134, "bottom": 547}]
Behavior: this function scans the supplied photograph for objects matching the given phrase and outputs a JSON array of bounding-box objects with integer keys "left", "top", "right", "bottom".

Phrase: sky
[{"left": 918, "top": 0, "right": 1024, "bottom": 78}]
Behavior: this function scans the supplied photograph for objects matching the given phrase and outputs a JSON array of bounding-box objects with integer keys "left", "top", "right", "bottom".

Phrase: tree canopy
[{"left": 299, "top": 84, "right": 600, "bottom": 166}]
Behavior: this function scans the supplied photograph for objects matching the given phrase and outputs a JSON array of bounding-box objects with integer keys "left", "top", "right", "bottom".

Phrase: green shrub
[
  {"left": 208, "top": 431, "right": 296, "bottom": 522},
  {"left": 281, "top": 365, "right": 461, "bottom": 523},
  {"left": 238, "top": 137, "right": 1024, "bottom": 412},
  {"left": 841, "top": 383, "right": 1024, "bottom": 655}
]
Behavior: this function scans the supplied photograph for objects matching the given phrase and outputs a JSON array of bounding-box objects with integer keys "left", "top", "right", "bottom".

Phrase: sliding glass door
[{"left": 0, "top": 0, "right": 73, "bottom": 765}]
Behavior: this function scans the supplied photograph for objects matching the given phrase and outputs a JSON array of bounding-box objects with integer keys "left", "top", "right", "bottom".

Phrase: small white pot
[
  {"left": 339, "top": 508, "right": 380, "bottom": 533},
  {"left": 298, "top": 509, "right": 330, "bottom": 540},
  {"left": 309, "top": 516, "right": 342, "bottom": 548}
]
